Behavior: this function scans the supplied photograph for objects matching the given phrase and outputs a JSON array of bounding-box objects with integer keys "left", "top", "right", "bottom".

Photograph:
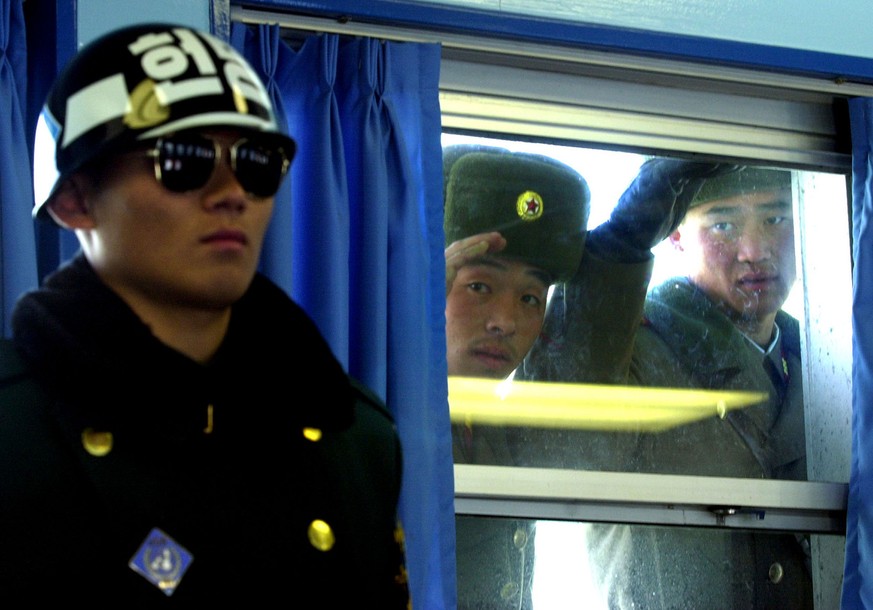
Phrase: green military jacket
[
  {"left": 453, "top": 423, "right": 535, "bottom": 610},
  {"left": 515, "top": 254, "right": 811, "bottom": 609}
]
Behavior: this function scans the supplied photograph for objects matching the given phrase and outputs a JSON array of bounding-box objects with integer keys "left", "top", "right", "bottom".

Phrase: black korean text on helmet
[{"left": 32, "top": 22, "right": 296, "bottom": 222}]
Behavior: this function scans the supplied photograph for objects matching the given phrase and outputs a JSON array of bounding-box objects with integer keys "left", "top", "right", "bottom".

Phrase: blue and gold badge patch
[{"left": 128, "top": 527, "right": 193, "bottom": 596}]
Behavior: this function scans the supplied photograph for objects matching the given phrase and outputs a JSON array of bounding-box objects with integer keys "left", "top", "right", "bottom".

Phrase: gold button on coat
[
  {"left": 308, "top": 519, "right": 335, "bottom": 551},
  {"left": 768, "top": 561, "right": 785, "bottom": 584},
  {"left": 302, "top": 427, "right": 322, "bottom": 442},
  {"left": 81, "top": 428, "right": 113, "bottom": 456},
  {"left": 512, "top": 527, "right": 528, "bottom": 550},
  {"left": 500, "top": 581, "right": 520, "bottom": 601}
]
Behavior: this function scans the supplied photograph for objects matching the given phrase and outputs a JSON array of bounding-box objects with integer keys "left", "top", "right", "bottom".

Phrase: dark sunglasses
[{"left": 146, "top": 134, "right": 294, "bottom": 198}]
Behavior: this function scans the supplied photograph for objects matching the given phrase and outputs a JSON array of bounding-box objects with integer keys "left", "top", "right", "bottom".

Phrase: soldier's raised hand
[
  {"left": 588, "top": 159, "right": 741, "bottom": 262},
  {"left": 445, "top": 231, "right": 507, "bottom": 295}
]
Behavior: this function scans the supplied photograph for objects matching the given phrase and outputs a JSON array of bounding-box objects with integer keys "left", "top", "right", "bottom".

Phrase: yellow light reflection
[{"left": 448, "top": 376, "right": 768, "bottom": 432}]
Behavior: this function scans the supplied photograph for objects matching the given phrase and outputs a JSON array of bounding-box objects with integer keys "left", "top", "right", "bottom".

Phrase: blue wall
[
  {"left": 77, "top": 0, "right": 873, "bottom": 63},
  {"left": 77, "top": 0, "right": 209, "bottom": 45},
  {"left": 419, "top": 0, "right": 873, "bottom": 59}
]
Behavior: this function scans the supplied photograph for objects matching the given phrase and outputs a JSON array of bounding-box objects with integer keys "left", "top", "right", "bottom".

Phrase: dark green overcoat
[
  {"left": 515, "top": 254, "right": 812, "bottom": 609},
  {"left": 0, "top": 255, "right": 409, "bottom": 608}
]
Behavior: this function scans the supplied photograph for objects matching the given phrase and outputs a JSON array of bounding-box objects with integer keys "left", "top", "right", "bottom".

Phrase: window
[
  {"left": 440, "top": 43, "right": 851, "bottom": 610},
  {"left": 231, "top": 5, "right": 854, "bottom": 606}
]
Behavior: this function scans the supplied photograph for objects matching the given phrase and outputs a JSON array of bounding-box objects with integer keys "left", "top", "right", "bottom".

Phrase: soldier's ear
[{"left": 45, "top": 176, "right": 96, "bottom": 230}]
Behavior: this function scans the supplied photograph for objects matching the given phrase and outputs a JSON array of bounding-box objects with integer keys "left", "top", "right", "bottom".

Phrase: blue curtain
[
  {"left": 842, "top": 97, "right": 873, "bottom": 610},
  {"left": 232, "top": 24, "right": 456, "bottom": 610},
  {"left": 0, "top": 0, "right": 36, "bottom": 337}
]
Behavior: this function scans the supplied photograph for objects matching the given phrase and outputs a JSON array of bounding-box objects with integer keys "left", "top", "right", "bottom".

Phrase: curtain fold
[
  {"left": 243, "top": 20, "right": 296, "bottom": 300},
  {"left": 842, "top": 97, "right": 873, "bottom": 610},
  {"left": 233, "top": 24, "right": 456, "bottom": 610},
  {"left": 0, "top": 0, "right": 36, "bottom": 337}
]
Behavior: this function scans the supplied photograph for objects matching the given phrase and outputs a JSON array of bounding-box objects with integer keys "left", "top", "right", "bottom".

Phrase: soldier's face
[
  {"left": 670, "top": 188, "right": 796, "bottom": 322},
  {"left": 445, "top": 256, "right": 549, "bottom": 379},
  {"left": 65, "top": 130, "right": 274, "bottom": 316}
]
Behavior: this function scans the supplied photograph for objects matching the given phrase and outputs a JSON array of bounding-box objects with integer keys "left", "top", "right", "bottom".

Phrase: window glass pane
[
  {"left": 445, "top": 130, "right": 851, "bottom": 609},
  {"left": 444, "top": 132, "right": 852, "bottom": 485},
  {"left": 454, "top": 515, "right": 837, "bottom": 609}
]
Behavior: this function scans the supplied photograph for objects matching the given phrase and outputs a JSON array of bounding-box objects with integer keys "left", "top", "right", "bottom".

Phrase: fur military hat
[
  {"left": 444, "top": 145, "right": 591, "bottom": 282},
  {"left": 691, "top": 166, "right": 792, "bottom": 208}
]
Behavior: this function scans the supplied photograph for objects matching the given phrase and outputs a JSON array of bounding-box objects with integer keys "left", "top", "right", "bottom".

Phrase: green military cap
[
  {"left": 444, "top": 145, "right": 591, "bottom": 282},
  {"left": 691, "top": 166, "right": 792, "bottom": 208}
]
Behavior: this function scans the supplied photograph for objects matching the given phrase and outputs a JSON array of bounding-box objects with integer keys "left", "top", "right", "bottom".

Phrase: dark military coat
[
  {"left": 630, "top": 276, "right": 806, "bottom": 479},
  {"left": 516, "top": 257, "right": 812, "bottom": 609},
  {"left": 0, "top": 255, "right": 409, "bottom": 608},
  {"left": 452, "top": 423, "right": 535, "bottom": 610}
]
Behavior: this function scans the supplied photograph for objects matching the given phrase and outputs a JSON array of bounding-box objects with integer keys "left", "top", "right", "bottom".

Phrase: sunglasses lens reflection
[
  {"left": 154, "top": 136, "right": 289, "bottom": 197},
  {"left": 156, "top": 138, "right": 217, "bottom": 193},
  {"left": 234, "top": 142, "right": 289, "bottom": 197}
]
